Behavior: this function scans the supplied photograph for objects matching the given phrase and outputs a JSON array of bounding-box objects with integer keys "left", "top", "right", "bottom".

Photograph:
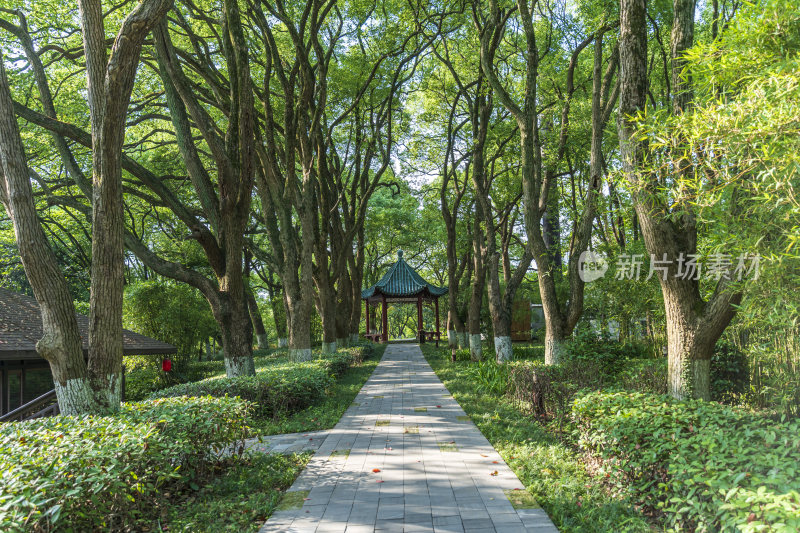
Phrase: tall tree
[
  {"left": 618, "top": 0, "right": 742, "bottom": 399},
  {"left": 149, "top": 0, "right": 258, "bottom": 376},
  {"left": 478, "top": 0, "right": 619, "bottom": 364},
  {"left": 0, "top": 0, "right": 172, "bottom": 413}
]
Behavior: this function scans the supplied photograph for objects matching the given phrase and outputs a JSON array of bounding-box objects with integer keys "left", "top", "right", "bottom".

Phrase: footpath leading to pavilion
[{"left": 260, "top": 343, "right": 559, "bottom": 533}]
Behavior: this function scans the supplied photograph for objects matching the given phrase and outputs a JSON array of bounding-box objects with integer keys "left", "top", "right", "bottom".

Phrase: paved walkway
[{"left": 260, "top": 343, "right": 558, "bottom": 533}]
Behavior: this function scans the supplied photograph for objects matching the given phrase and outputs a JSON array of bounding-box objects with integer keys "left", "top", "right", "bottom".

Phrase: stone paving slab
[
  {"left": 259, "top": 343, "right": 559, "bottom": 533},
  {"left": 242, "top": 430, "right": 331, "bottom": 455}
]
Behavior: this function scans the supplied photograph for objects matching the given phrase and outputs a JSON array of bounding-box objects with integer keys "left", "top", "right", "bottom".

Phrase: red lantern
[{"left": 162, "top": 358, "right": 172, "bottom": 372}]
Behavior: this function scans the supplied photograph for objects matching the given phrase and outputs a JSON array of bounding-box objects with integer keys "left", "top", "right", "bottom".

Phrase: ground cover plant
[
  {"left": 157, "top": 452, "right": 310, "bottom": 533},
  {"left": 150, "top": 345, "right": 372, "bottom": 418}
]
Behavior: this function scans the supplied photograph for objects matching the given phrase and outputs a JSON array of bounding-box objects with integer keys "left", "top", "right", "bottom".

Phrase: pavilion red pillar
[
  {"left": 365, "top": 299, "right": 370, "bottom": 337},
  {"left": 435, "top": 297, "right": 440, "bottom": 347},
  {"left": 381, "top": 294, "right": 388, "bottom": 343},
  {"left": 417, "top": 295, "right": 423, "bottom": 343}
]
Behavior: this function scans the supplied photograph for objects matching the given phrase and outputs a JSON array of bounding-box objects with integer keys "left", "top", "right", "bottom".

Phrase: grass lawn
[
  {"left": 156, "top": 452, "right": 310, "bottom": 532},
  {"left": 420, "top": 344, "right": 652, "bottom": 533},
  {"left": 253, "top": 343, "right": 386, "bottom": 435}
]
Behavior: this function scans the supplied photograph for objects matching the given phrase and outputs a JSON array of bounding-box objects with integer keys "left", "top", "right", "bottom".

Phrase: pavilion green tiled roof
[{"left": 362, "top": 251, "right": 448, "bottom": 300}]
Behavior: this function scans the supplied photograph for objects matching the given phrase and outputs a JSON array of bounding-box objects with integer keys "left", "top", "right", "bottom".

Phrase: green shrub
[
  {"left": 562, "top": 330, "right": 652, "bottom": 374},
  {"left": 151, "top": 346, "right": 370, "bottom": 420},
  {"left": 125, "top": 356, "right": 229, "bottom": 402},
  {"left": 151, "top": 363, "right": 334, "bottom": 418},
  {"left": 615, "top": 358, "right": 668, "bottom": 395},
  {"left": 0, "top": 396, "right": 251, "bottom": 532},
  {"left": 124, "top": 355, "right": 168, "bottom": 401},
  {"left": 123, "top": 281, "right": 219, "bottom": 364},
  {"left": 573, "top": 391, "right": 800, "bottom": 532},
  {"left": 323, "top": 351, "right": 356, "bottom": 378},
  {"left": 508, "top": 360, "right": 603, "bottom": 432}
]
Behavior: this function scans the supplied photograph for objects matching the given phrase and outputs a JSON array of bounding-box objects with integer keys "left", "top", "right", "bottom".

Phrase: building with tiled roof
[{"left": 0, "top": 287, "right": 175, "bottom": 416}]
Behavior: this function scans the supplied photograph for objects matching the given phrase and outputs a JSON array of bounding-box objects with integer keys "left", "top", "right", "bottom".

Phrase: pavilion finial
[{"left": 398, "top": 249, "right": 404, "bottom": 259}]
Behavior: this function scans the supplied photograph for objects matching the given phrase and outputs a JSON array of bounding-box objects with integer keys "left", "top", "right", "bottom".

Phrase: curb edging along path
[{"left": 260, "top": 343, "right": 559, "bottom": 533}]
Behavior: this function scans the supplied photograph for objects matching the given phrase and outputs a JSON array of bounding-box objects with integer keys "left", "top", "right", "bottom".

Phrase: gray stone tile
[{"left": 259, "top": 344, "right": 560, "bottom": 533}]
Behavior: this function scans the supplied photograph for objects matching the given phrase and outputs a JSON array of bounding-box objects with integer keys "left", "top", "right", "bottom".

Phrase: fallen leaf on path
[
  {"left": 490, "top": 471, "right": 499, "bottom": 476},
  {"left": 372, "top": 468, "right": 381, "bottom": 473}
]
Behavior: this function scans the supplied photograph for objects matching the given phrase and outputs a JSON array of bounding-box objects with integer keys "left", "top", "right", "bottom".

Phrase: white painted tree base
[
  {"left": 54, "top": 376, "right": 100, "bottom": 415},
  {"left": 669, "top": 357, "right": 711, "bottom": 400},
  {"left": 545, "top": 338, "right": 566, "bottom": 365},
  {"left": 350, "top": 333, "right": 360, "bottom": 344},
  {"left": 278, "top": 338, "right": 288, "bottom": 348},
  {"left": 256, "top": 333, "right": 269, "bottom": 351},
  {"left": 469, "top": 334, "right": 482, "bottom": 361},
  {"left": 290, "top": 348, "right": 313, "bottom": 362},
  {"left": 458, "top": 332, "right": 468, "bottom": 349},
  {"left": 494, "top": 336, "right": 512, "bottom": 363},
  {"left": 336, "top": 338, "right": 349, "bottom": 348},
  {"left": 447, "top": 330, "right": 457, "bottom": 347},
  {"left": 225, "top": 356, "right": 256, "bottom": 377},
  {"left": 321, "top": 341, "right": 337, "bottom": 353}
]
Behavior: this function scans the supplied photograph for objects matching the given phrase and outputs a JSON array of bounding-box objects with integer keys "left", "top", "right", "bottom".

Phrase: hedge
[
  {"left": 572, "top": 391, "right": 800, "bottom": 532},
  {"left": 150, "top": 345, "right": 372, "bottom": 418},
  {"left": 0, "top": 396, "right": 251, "bottom": 532}
]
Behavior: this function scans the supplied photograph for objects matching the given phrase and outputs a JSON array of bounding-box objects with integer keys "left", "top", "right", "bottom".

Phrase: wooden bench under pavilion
[{"left": 361, "top": 251, "right": 448, "bottom": 346}]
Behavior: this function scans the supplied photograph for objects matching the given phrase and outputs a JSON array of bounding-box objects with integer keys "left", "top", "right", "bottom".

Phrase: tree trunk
[
  {"left": 210, "top": 292, "right": 256, "bottom": 377},
  {"left": 544, "top": 318, "right": 568, "bottom": 366},
  {"left": 316, "top": 274, "right": 338, "bottom": 353},
  {"left": 0, "top": 59, "right": 101, "bottom": 415},
  {"left": 268, "top": 290, "right": 288, "bottom": 348},
  {"left": 2, "top": 0, "right": 172, "bottom": 414},
  {"left": 246, "top": 287, "right": 268, "bottom": 350},
  {"left": 618, "top": 0, "right": 740, "bottom": 399},
  {"left": 468, "top": 210, "right": 486, "bottom": 361}
]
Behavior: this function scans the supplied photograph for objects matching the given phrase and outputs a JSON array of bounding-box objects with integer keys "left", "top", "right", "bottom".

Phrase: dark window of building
[{"left": 23, "top": 368, "right": 54, "bottom": 403}]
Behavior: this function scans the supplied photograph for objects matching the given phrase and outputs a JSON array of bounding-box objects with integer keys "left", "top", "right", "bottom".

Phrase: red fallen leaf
[
  {"left": 490, "top": 471, "right": 499, "bottom": 476},
  {"left": 480, "top": 454, "right": 488, "bottom": 457},
  {"left": 436, "top": 405, "right": 442, "bottom": 408},
  {"left": 303, "top": 498, "right": 311, "bottom": 501},
  {"left": 372, "top": 468, "right": 381, "bottom": 473},
  {"left": 376, "top": 480, "right": 385, "bottom": 483},
  {"left": 492, "top": 461, "right": 499, "bottom": 464}
]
